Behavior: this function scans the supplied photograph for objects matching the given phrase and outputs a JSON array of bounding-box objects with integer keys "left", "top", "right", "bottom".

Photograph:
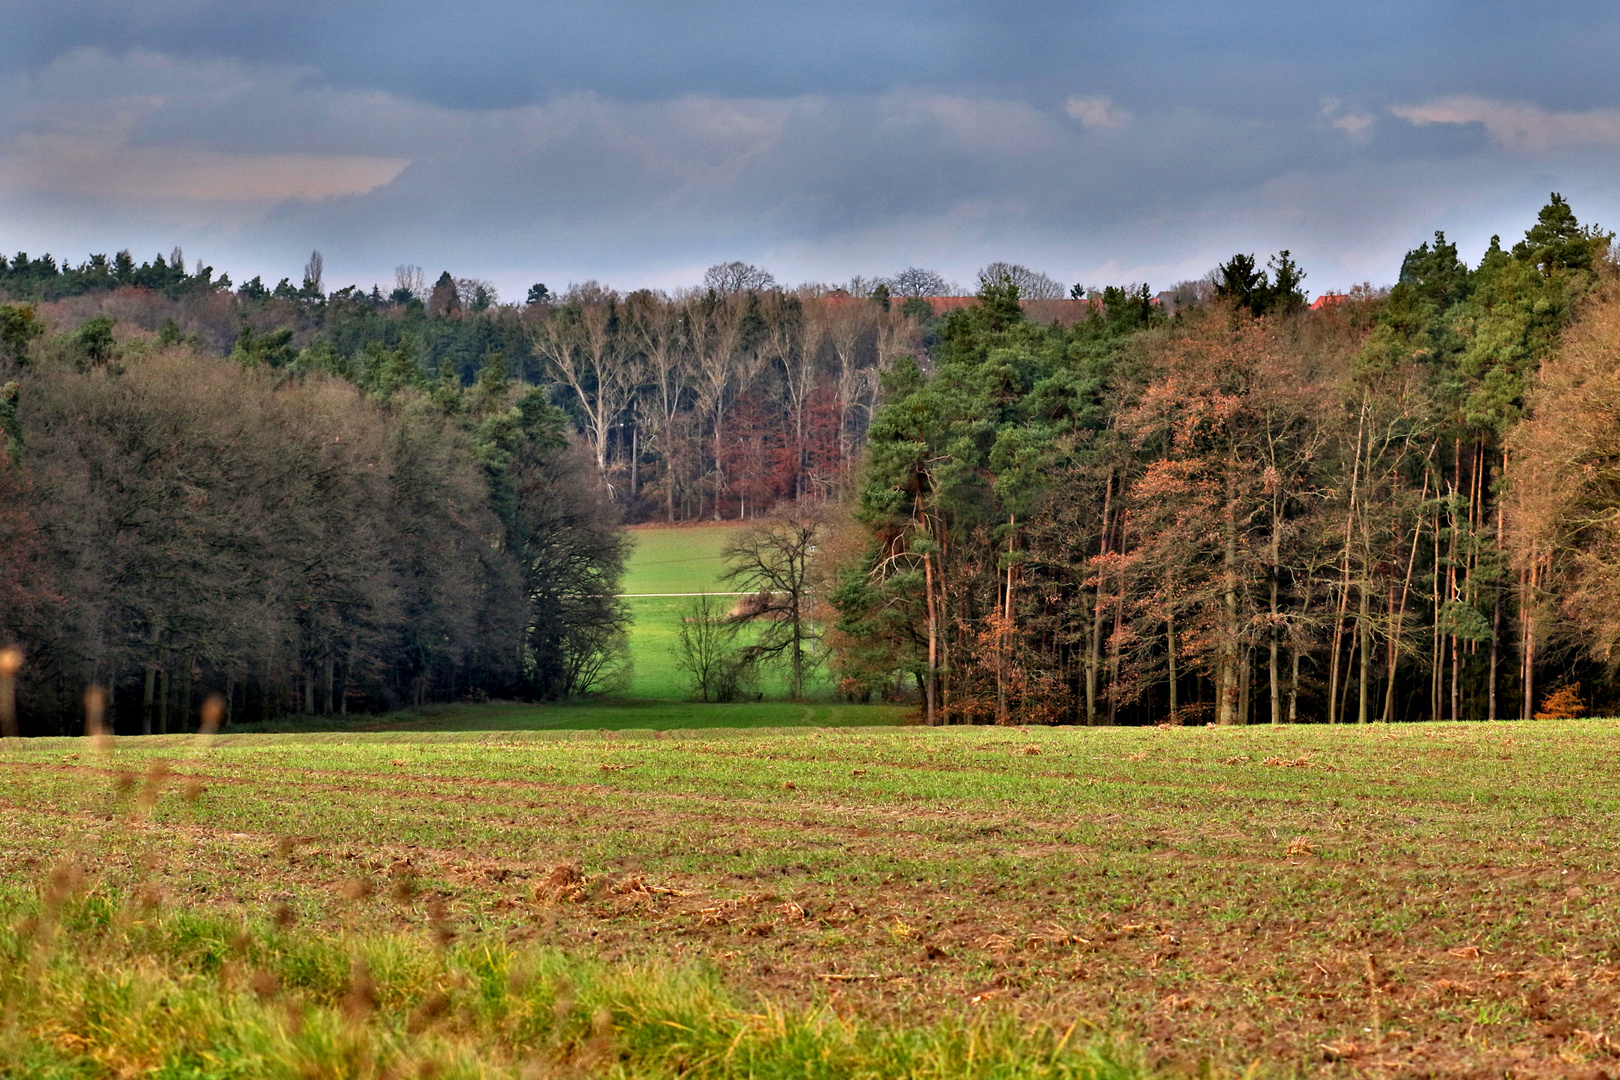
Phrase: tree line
[
  {"left": 0, "top": 311, "right": 627, "bottom": 734},
  {"left": 832, "top": 195, "right": 1619, "bottom": 724},
  {"left": 8, "top": 195, "right": 1620, "bottom": 726},
  {"left": 0, "top": 253, "right": 1138, "bottom": 529}
]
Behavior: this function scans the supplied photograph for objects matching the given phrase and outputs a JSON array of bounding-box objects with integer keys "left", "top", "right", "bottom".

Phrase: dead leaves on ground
[
  {"left": 1284, "top": 836, "right": 1316, "bottom": 857},
  {"left": 1262, "top": 755, "right": 1337, "bottom": 770}
]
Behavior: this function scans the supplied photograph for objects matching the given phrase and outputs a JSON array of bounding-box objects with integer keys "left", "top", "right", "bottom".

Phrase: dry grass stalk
[
  {"left": 428, "top": 900, "right": 457, "bottom": 947},
  {"left": 84, "top": 685, "right": 110, "bottom": 753},
  {"left": 0, "top": 645, "right": 21, "bottom": 739}
]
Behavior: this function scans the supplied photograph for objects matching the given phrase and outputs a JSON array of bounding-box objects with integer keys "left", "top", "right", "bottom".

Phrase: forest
[{"left": 3, "top": 194, "right": 1620, "bottom": 729}]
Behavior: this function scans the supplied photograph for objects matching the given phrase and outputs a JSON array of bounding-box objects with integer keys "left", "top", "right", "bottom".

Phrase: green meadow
[
  {"left": 620, "top": 523, "right": 738, "bottom": 596},
  {"left": 622, "top": 523, "right": 732, "bottom": 701},
  {"left": 622, "top": 523, "right": 836, "bottom": 701}
]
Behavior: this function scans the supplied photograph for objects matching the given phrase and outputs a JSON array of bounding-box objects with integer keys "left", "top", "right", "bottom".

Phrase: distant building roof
[{"left": 1310, "top": 293, "right": 1348, "bottom": 311}]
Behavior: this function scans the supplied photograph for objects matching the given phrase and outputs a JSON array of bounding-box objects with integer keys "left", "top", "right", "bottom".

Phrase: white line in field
[{"left": 619, "top": 591, "right": 749, "bottom": 597}]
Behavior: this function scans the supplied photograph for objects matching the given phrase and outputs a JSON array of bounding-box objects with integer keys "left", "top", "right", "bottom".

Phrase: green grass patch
[
  {"left": 624, "top": 594, "right": 691, "bottom": 699},
  {"left": 623, "top": 525, "right": 739, "bottom": 700},
  {"left": 621, "top": 523, "right": 738, "bottom": 595},
  {"left": 624, "top": 596, "right": 836, "bottom": 700},
  {"left": 0, "top": 897, "right": 1140, "bottom": 1080},
  {"left": 622, "top": 525, "right": 835, "bottom": 700}
]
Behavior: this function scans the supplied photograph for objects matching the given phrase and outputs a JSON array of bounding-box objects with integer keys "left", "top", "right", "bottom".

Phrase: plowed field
[{"left": 4, "top": 719, "right": 1620, "bottom": 1077}]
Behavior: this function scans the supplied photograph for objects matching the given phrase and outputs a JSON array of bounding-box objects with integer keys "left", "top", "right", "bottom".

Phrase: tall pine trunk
[
  {"left": 1218, "top": 469, "right": 1240, "bottom": 726},
  {"left": 1167, "top": 612, "right": 1179, "bottom": 722},
  {"left": 923, "top": 544, "right": 938, "bottom": 727},
  {"left": 1086, "top": 475, "right": 1113, "bottom": 725},
  {"left": 157, "top": 659, "right": 169, "bottom": 736},
  {"left": 1269, "top": 502, "right": 1282, "bottom": 725}
]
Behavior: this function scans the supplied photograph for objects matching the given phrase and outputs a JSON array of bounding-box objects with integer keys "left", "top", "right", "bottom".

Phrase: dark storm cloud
[
  {"left": 5, "top": 3, "right": 1620, "bottom": 296},
  {"left": 12, "top": 2, "right": 1620, "bottom": 109}
]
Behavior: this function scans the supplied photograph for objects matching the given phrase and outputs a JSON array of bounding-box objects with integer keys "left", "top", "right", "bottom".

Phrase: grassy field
[
  {"left": 240, "top": 699, "right": 911, "bottom": 733},
  {"left": 622, "top": 523, "right": 834, "bottom": 701},
  {"left": 4, "top": 719, "right": 1620, "bottom": 1076},
  {"left": 623, "top": 523, "right": 733, "bottom": 700},
  {"left": 621, "top": 523, "right": 737, "bottom": 596}
]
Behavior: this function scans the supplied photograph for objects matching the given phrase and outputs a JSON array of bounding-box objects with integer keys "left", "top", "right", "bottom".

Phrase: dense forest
[
  {"left": 0, "top": 259, "right": 629, "bottom": 734},
  {"left": 836, "top": 196, "right": 1617, "bottom": 725},
  {"left": 4, "top": 194, "right": 1620, "bottom": 729}
]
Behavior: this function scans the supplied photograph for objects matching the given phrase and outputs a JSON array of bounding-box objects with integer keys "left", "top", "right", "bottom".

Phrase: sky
[{"left": 4, "top": 2, "right": 1620, "bottom": 300}]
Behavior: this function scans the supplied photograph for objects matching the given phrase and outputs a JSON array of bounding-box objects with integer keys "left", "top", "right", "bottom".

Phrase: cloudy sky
[{"left": 4, "top": 1, "right": 1620, "bottom": 299}]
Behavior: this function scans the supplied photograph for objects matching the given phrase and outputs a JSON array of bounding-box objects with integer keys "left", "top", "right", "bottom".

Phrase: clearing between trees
[{"left": 2, "top": 719, "right": 1617, "bottom": 1077}]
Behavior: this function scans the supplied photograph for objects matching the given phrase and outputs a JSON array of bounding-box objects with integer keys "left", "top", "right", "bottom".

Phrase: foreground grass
[
  {"left": 1, "top": 898, "right": 1138, "bottom": 1079},
  {"left": 4, "top": 720, "right": 1620, "bottom": 1076}
]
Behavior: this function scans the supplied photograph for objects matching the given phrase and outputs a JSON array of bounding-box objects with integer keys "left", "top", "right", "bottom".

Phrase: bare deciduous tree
[
  {"left": 825, "top": 299, "right": 876, "bottom": 461},
  {"left": 674, "top": 592, "right": 748, "bottom": 702},
  {"left": 889, "top": 267, "right": 950, "bottom": 297},
  {"left": 702, "top": 262, "right": 776, "bottom": 294},
  {"left": 721, "top": 505, "right": 827, "bottom": 699},
  {"left": 977, "top": 262, "right": 1064, "bottom": 299},
  {"left": 531, "top": 282, "right": 640, "bottom": 480}
]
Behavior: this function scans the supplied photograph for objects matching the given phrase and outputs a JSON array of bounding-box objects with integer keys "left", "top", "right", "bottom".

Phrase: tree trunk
[
  {"left": 996, "top": 518, "right": 1014, "bottom": 725},
  {"left": 1086, "top": 475, "right": 1113, "bottom": 725},
  {"left": 712, "top": 407, "right": 725, "bottom": 520},
  {"left": 1516, "top": 557, "right": 1529, "bottom": 718},
  {"left": 1288, "top": 647, "right": 1301, "bottom": 724},
  {"left": 157, "top": 658, "right": 169, "bottom": 736},
  {"left": 1489, "top": 600, "right": 1500, "bottom": 721},
  {"left": 1386, "top": 461, "right": 1431, "bottom": 723},
  {"left": 1337, "top": 626, "right": 1357, "bottom": 725},
  {"left": 1446, "top": 465, "right": 1460, "bottom": 722},
  {"left": 1268, "top": 562, "right": 1281, "bottom": 725},
  {"left": 1490, "top": 449, "right": 1506, "bottom": 721},
  {"left": 141, "top": 623, "right": 162, "bottom": 736},
  {"left": 1431, "top": 504, "right": 1442, "bottom": 720},
  {"left": 1238, "top": 647, "right": 1251, "bottom": 726},
  {"left": 261, "top": 658, "right": 273, "bottom": 722},
  {"left": 1328, "top": 401, "right": 1368, "bottom": 725},
  {"left": 1167, "top": 612, "right": 1179, "bottom": 722},
  {"left": 790, "top": 595, "right": 804, "bottom": 701},
  {"left": 938, "top": 524, "right": 951, "bottom": 722},
  {"left": 1458, "top": 637, "right": 1470, "bottom": 722},
  {"left": 1383, "top": 583, "right": 1398, "bottom": 723},
  {"left": 1218, "top": 471, "right": 1240, "bottom": 726},
  {"left": 1289, "top": 577, "right": 1313, "bottom": 724},
  {"left": 923, "top": 548, "right": 938, "bottom": 727},
  {"left": 1107, "top": 512, "right": 1126, "bottom": 726},
  {"left": 1357, "top": 584, "right": 1371, "bottom": 724}
]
